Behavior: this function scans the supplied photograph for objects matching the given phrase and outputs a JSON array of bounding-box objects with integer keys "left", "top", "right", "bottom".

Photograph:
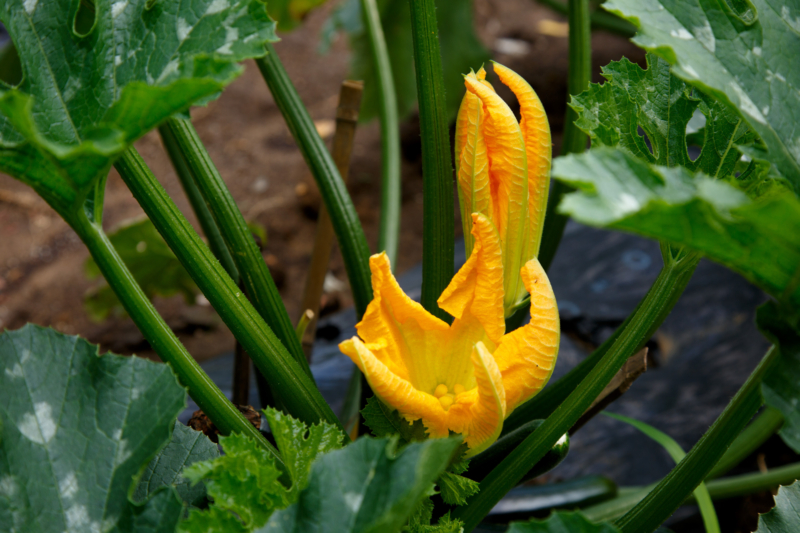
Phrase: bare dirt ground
[{"left": 0, "top": 0, "right": 643, "bottom": 361}]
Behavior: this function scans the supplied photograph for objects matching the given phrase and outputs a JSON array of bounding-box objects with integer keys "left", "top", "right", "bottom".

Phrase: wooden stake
[{"left": 299, "top": 80, "right": 364, "bottom": 361}]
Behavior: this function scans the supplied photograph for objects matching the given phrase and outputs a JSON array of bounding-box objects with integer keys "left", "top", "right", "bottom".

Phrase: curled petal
[
  {"left": 455, "top": 69, "right": 493, "bottom": 258},
  {"left": 447, "top": 342, "right": 507, "bottom": 456},
  {"left": 464, "top": 75, "right": 529, "bottom": 313},
  {"left": 340, "top": 338, "right": 449, "bottom": 438},
  {"left": 492, "top": 258, "right": 559, "bottom": 414},
  {"left": 357, "top": 253, "right": 449, "bottom": 389},
  {"left": 493, "top": 61, "right": 552, "bottom": 264},
  {"left": 438, "top": 213, "right": 505, "bottom": 345}
]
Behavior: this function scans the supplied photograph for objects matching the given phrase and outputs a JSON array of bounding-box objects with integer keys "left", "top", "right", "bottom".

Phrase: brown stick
[
  {"left": 299, "top": 80, "right": 364, "bottom": 361},
  {"left": 569, "top": 347, "right": 649, "bottom": 435}
]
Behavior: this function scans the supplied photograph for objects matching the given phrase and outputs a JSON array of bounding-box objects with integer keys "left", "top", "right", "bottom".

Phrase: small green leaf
[
  {"left": 85, "top": 217, "right": 198, "bottom": 320},
  {"left": 0, "top": 0, "right": 277, "bottom": 219},
  {"left": 508, "top": 511, "right": 621, "bottom": 532},
  {"left": 757, "top": 301, "right": 800, "bottom": 453},
  {"left": 754, "top": 481, "right": 800, "bottom": 532},
  {"left": 436, "top": 471, "right": 479, "bottom": 507},
  {"left": 362, "top": 396, "right": 429, "bottom": 443},
  {"left": 181, "top": 432, "right": 286, "bottom": 532},
  {"left": 263, "top": 408, "right": 344, "bottom": 498},
  {"left": 263, "top": 436, "right": 463, "bottom": 533},
  {"left": 324, "top": 0, "right": 489, "bottom": 122},
  {"left": 604, "top": 0, "right": 800, "bottom": 188},
  {"left": 180, "top": 408, "right": 343, "bottom": 532},
  {"left": 553, "top": 148, "right": 800, "bottom": 313},
  {"left": 134, "top": 422, "right": 220, "bottom": 508},
  {"left": 0, "top": 324, "right": 186, "bottom": 532},
  {"left": 571, "top": 52, "right": 754, "bottom": 178}
]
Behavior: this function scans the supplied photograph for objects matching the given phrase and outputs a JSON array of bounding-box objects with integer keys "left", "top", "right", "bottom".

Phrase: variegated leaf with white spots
[
  {"left": 0, "top": 0, "right": 277, "bottom": 219},
  {"left": 0, "top": 324, "right": 187, "bottom": 532}
]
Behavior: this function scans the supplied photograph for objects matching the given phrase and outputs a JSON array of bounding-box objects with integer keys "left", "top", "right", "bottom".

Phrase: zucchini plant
[{"left": 1, "top": 0, "right": 800, "bottom": 532}]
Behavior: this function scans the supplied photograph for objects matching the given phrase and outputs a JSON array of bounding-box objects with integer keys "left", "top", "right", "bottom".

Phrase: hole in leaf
[{"left": 74, "top": 0, "right": 96, "bottom": 37}]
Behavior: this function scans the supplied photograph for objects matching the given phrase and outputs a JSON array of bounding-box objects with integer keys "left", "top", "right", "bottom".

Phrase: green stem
[
  {"left": 361, "top": 0, "right": 401, "bottom": 266},
  {"left": 533, "top": 0, "right": 636, "bottom": 37},
  {"left": 114, "top": 147, "right": 344, "bottom": 432},
  {"left": 255, "top": 44, "right": 373, "bottom": 320},
  {"left": 161, "top": 117, "right": 311, "bottom": 377},
  {"left": 407, "top": 0, "right": 454, "bottom": 322},
  {"left": 616, "top": 346, "right": 779, "bottom": 532},
  {"left": 159, "top": 124, "right": 239, "bottom": 282},
  {"left": 537, "top": 0, "right": 592, "bottom": 270},
  {"left": 503, "top": 252, "right": 699, "bottom": 435},
  {"left": 70, "top": 211, "right": 280, "bottom": 460},
  {"left": 708, "top": 406, "right": 784, "bottom": 479},
  {"left": 453, "top": 250, "right": 700, "bottom": 531},
  {"left": 582, "top": 405, "right": 784, "bottom": 522}
]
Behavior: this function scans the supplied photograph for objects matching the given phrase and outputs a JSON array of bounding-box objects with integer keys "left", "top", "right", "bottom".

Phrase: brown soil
[{"left": 0, "top": 0, "right": 643, "bottom": 361}]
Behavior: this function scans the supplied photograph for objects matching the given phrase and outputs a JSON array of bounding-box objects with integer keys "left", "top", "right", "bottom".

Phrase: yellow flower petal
[
  {"left": 456, "top": 69, "right": 493, "bottom": 258},
  {"left": 492, "top": 62, "right": 552, "bottom": 264},
  {"left": 446, "top": 341, "right": 507, "bottom": 456},
  {"left": 492, "top": 258, "right": 560, "bottom": 414},
  {"left": 356, "top": 253, "right": 450, "bottom": 393},
  {"left": 438, "top": 213, "right": 505, "bottom": 345},
  {"left": 340, "top": 337, "right": 449, "bottom": 438},
  {"left": 464, "top": 75, "right": 529, "bottom": 314}
]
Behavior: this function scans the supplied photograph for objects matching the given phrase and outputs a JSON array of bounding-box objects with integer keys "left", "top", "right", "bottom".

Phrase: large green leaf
[
  {"left": 262, "top": 436, "right": 462, "bottom": 533},
  {"left": 603, "top": 0, "right": 800, "bottom": 189},
  {"left": 134, "top": 422, "right": 220, "bottom": 508},
  {"left": 757, "top": 302, "right": 800, "bottom": 453},
  {"left": 85, "top": 217, "right": 198, "bottom": 320},
  {"left": 179, "top": 408, "right": 343, "bottom": 533},
  {"left": 322, "top": 0, "right": 489, "bottom": 122},
  {"left": 553, "top": 148, "right": 800, "bottom": 313},
  {"left": 507, "top": 511, "right": 620, "bottom": 533},
  {"left": 571, "top": 52, "right": 755, "bottom": 177},
  {"left": 0, "top": 324, "right": 187, "bottom": 532},
  {"left": 0, "top": 0, "right": 277, "bottom": 219},
  {"left": 754, "top": 481, "right": 800, "bottom": 532}
]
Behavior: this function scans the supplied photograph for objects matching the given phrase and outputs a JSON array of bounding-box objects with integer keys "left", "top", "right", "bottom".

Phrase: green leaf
[
  {"left": 0, "top": 0, "right": 277, "bottom": 219},
  {"left": 436, "top": 471, "right": 479, "bottom": 507},
  {"left": 0, "top": 324, "right": 186, "bottom": 532},
  {"left": 180, "top": 408, "right": 343, "bottom": 533},
  {"left": 362, "top": 396, "right": 429, "bottom": 443},
  {"left": 85, "top": 217, "right": 198, "bottom": 320},
  {"left": 603, "top": 0, "right": 800, "bottom": 189},
  {"left": 262, "top": 436, "right": 463, "bottom": 533},
  {"left": 553, "top": 148, "right": 800, "bottom": 313},
  {"left": 757, "top": 301, "right": 800, "bottom": 453},
  {"left": 604, "top": 413, "right": 719, "bottom": 533},
  {"left": 268, "top": 0, "right": 328, "bottom": 31},
  {"left": 507, "top": 511, "right": 621, "bottom": 533},
  {"left": 754, "top": 481, "right": 800, "bottom": 532},
  {"left": 571, "top": 52, "right": 754, "bottom": 178},
  {"left": 324, "top": 0, "right": 489, "bottom": 122},
  {"left": 134, "top": 421, "right": 220, "bottom": 508},
  {"left": 263, "top": 408, "right": 344, "bottom": 498}
]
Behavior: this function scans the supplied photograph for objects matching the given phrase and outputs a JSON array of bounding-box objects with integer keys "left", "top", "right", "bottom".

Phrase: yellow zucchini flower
[
  {"left": 456, "top": 62, "right": 552, "bottom": 316},
  {"left": 339, "top": 63, "right": 558, "bottom": 455}
]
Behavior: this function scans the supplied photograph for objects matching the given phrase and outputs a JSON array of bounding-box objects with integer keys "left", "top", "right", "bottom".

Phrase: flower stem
[
  {"left": 255, "top": 44, "right": 373, "bottom": 320},
  {"left": 408, "top": 0, "right": 455, "bottom": 322},
  {"left": 616, "top": 346, "right": 779, "bottom": 532},
  {"left": 161, "top": 117, "right": 311, "bottom": 377},
  {"left": 453, "top": 249, "right": 700, "bottom": 530},
  {"left": 538, "top": 0, "right": 592, "bottom": 270},
  {"left": 361, "top": 0, "right": 401, "bottom": 266},
  {"left": 114, "top": 147, "right": 344, "bottom": 432},
  {"left": 71, "top": 211, "right": 280, "bottom": 461}
]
